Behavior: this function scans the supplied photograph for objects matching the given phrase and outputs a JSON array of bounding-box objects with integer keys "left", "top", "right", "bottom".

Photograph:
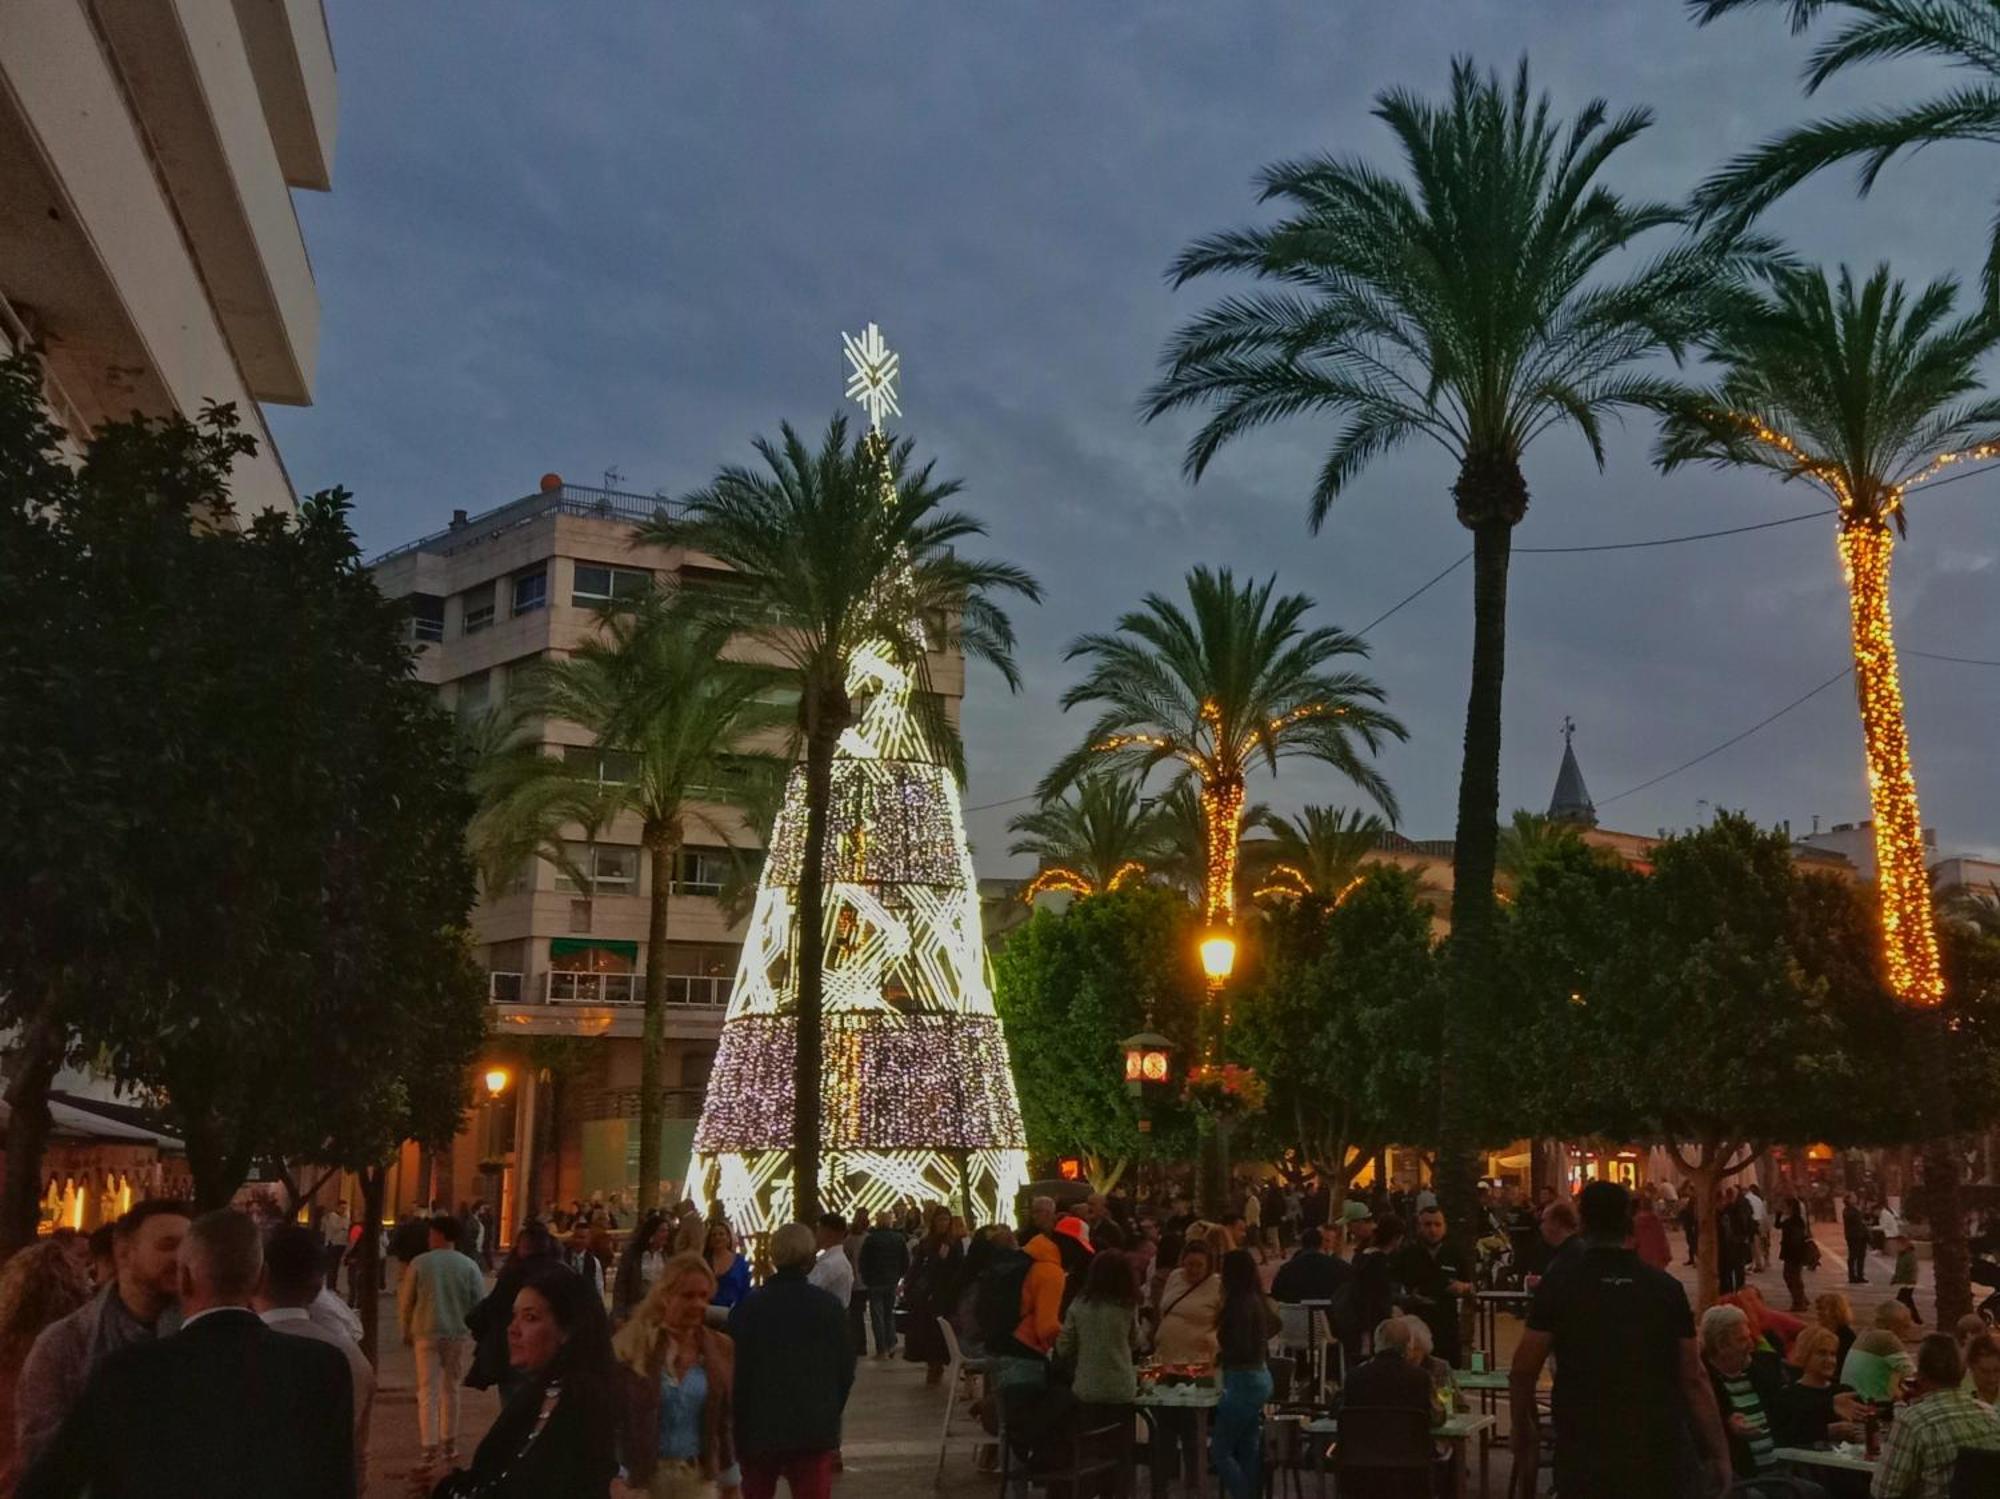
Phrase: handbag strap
[{"left": 460, "top": 1378, "right": 563, "bottom": 1497}]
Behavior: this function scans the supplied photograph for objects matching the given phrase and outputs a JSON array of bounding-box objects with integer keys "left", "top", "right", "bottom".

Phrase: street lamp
[
  {"left": 484, "top": 1066, "right": 511, "bottom": 1099},
  {"left": 1199, "top": 931, "right": 1238, "bottom": 984}
]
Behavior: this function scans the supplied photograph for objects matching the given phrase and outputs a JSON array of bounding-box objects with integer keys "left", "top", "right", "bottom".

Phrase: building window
[
  {"left": 408, "top": 594, "right": 445, "bottom": 644},
  {"left": 679, "top": 1048, "right": 715, "bottom": 1091},
  {"left": 554, "top": 842, "right": 638, "bottom": 893},
  {"left": 562, "top": 745, "right": 640, "bottom": 784},
  {"left": 673, "top": 847, "right": 737, "bottom": 896},
  {"left": 512, "top": 567, "right": 548, "bottom": 616},
  {"left": 456, "top": 671, "right": 491, "bottom": 721},
  {"left": 572, "top": 563, "right": 651, "bottom": 608},
  {"left": 462, "top": 582, "right": 496, "bottom": 636}
]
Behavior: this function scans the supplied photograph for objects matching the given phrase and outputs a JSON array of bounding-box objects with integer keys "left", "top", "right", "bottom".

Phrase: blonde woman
[{"left": 613, "top": 1251, "right": 739, "bottom": 1499}]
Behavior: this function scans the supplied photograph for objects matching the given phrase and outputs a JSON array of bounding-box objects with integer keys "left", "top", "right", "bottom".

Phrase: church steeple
[{"left": 1549, "top": 716, "right": 1597, "bottom": 827}]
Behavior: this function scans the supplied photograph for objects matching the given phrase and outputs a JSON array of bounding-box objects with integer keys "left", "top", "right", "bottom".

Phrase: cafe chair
[
  {"left": 933, "top": 1316, "right": 988, "bottom": 1483},
  {"left": 1330, "top": 1405, "right": 1435, "bottom": 1499},
  {"left": 1950, "top": 1447, "right": 2000, "bottom": 1499}
]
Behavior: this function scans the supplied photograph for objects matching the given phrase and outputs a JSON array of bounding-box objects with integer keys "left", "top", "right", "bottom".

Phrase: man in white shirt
[
  {"left": 809, "top": 1211, "right": 856, "bottom": 1310},
  {"left": 260, "top": 1223, "right": 374, "bottom": 1494}
]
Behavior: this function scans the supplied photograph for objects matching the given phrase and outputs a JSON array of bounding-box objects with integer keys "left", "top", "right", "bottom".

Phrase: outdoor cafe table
[
  {"left": 1473, "top": 1289, "right": 1533, "bottom": 1361},
  {"left": 1774, "top": 1444, "right": 1879, "bottom": 1495},
  {"left": 1303, "top": 1411, "right": 1498, "bottom": 1499},
  {"left": 1134, "top": 1379, "right": 1222, "bottom": 1499}
]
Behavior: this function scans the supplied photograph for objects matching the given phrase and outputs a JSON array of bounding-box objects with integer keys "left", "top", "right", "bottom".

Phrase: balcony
[{"left": 487, "top": 971, "right": 732, "bottom": 1008}]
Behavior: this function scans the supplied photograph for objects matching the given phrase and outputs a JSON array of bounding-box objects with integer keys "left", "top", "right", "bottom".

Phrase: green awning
[{"left": 549, "top": 938, "right": 639, "bottom": 960}]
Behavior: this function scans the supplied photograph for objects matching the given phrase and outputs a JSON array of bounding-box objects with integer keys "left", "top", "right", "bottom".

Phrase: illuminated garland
[
  {"left": 1021, "top": 859, "right": 1147, "bottom": 902},
  {"left": 1838, "top": 523, "right": 1945, "bottom": 1005}
]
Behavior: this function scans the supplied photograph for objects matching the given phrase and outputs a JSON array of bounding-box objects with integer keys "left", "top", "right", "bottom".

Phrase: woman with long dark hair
[
  {"left": 903, "top": 1206, "right": 964, "bottom": 1384},
  {"left": 467, "top": 1223, "right": 562, "bottom": 1399},
  {"left": 1211, "top": 1249, "right": 1279, "bottom": 1499},
  {"left": 433, "top": 1260, "right": 617, "bottom": 1498}
]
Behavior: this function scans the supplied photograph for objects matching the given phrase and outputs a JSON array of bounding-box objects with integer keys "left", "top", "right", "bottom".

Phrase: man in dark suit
[
  {"left": 20, "top": 1208, "right": 354, "bottom": 1499},
  {"left": 728, "top": 1222, "right": 857, "bottom": 1499}
]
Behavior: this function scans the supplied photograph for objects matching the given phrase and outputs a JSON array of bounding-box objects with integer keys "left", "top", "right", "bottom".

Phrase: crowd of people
[{"left": 1, "top": 1173, "right": 1997, "bottom": 1498}]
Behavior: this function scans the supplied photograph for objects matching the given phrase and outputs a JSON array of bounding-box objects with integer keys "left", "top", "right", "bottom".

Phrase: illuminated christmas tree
[{"left": 686, "top": 326, "right": 1030, "bottom": 1231}]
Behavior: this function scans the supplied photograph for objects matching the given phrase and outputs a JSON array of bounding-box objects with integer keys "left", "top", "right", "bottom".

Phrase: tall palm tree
[
  {"left": 476, "top": 591, "right": 781, "bottom": 1213},
  {"left": 641, "top": 416, "right": 1039, "bottom": 1218},
  {"left": 1143, "top": 58, "right": 1754, "bottom": 1226},
  {"left": 1693, "top": 1, "right": 2000, "bottom": 301},
  {"left": 1249, "top": 806, "right": 1390, "bottom": 903},
  {"left": 1656, "top": 260, "right": 2000, "bottom": 1321},
  {"left": 1042, "top": 566, "right": 1404, "bottom": 938},
  {"left": 1008, "top": 773, "right": 1168, "bottom": 900}
]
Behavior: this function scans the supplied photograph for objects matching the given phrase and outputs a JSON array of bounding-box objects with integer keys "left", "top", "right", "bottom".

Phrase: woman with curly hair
[{"left": 0, "top": 1243, "right": 93, "bottom": 1495}]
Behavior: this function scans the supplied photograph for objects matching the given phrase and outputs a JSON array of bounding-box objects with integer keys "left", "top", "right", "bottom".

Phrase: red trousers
[{"left": 741, "top": 1450, "right": 835, "bottom": 1499}]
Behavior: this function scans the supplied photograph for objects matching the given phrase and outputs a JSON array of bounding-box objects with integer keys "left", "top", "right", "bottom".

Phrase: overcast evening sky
[{"left": 267, "top": 3, "right": 2000, "bottom": 875}]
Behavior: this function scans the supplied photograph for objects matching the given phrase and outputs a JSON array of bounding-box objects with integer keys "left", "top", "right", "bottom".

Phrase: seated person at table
[
  {"left": 1270, "top": 1227, "right": 1350, "bottom": 1305},
  {"left": 1702, "top": 1304, "right": 1786, "bottom": 1481},
  {"left": 1341, "top": 1316, "right": 1434, "bottom": 1421},
  {"left": 1772, "top": 1325, "right": 1866, "bottom": 1448},
  {"left": 1967, "top": 1332, "right": 2000, "bottom": 1409},
  {"left": 1843, "top": 1328, "right": 1917, "bottom": 1406},
  {"left": 1873, "top": 1334, "right": 2000, "bottom": 1499},
  {"left": 1406, "top": 1318, "right": 1466, "bottom": 1414}
]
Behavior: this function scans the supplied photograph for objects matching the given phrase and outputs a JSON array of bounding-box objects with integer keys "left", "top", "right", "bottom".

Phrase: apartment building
[
  {"left": 370, "top": 473, "right": 968, "bottom": 1220},
  {"left": 0, "top": 0, "right": 335, "bottom": 512}
]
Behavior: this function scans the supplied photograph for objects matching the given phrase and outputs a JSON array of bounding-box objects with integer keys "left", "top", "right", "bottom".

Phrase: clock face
[{"left": 1142, "top": 1052, "right": 1170, "bottom": 1082}]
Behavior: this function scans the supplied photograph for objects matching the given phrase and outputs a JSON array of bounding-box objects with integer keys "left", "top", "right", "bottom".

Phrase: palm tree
[
  {"left": 1692, "top": 1, "right": 2000, "bottom": 301},
  {"left": 475, "top": 591, "right": 781, "bottom": 1213},
  {"left": 1150, "top": 779, "right": 1271, "bottom": 906},
  {"left": 1249, "top": 806, "right": 1390, "bottom": 904},
  {"left": 1656, "top": 259, "right": 2000, "bottom": 1321},
  {"left": 1495, "top": 809, "right": 1584, "bottom": 894},
  {"left": 1042, "top": 566, "right": 1404, "bottom": 937},
  {"left": 641, "top": 416, "right": 1039, "bottom": 1218},
  {"left": 1143, "top": 58, "right": 1754, "bottom": 1226},
  {"left": 1008, "top": 773, "right": 1168, "bottom": 900}
]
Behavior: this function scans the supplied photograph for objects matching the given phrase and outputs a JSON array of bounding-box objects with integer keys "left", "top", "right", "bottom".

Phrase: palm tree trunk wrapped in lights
[{"left": 1838, "top": 521, "right": 1943, "bottom": 1004}]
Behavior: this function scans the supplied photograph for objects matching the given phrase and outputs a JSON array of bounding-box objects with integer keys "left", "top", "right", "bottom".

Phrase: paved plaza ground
[{"left": 360, "top": 1221, "right": 1937, "bottom": 1498}]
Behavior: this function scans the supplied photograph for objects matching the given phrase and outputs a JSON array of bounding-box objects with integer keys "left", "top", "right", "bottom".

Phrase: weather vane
[{"left": 842, "top": 322, "right": 900, "bottom": 432}]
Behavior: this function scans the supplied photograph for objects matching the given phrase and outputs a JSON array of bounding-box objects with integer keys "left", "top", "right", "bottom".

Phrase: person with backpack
[{"left": 857, "top": 1215, "right": 911, "bottom": 1360}]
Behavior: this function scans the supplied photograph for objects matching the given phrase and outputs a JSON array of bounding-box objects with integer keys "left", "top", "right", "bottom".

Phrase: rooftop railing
[{"left": 371, "top": 484, "right": 682, "bottom": 566}]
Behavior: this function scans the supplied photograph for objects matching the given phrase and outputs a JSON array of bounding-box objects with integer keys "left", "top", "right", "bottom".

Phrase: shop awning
[{"left": 549, "top": 938, "right": 639, "bottom": 961}]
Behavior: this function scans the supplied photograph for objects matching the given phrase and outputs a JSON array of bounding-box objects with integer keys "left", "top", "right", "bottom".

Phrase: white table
[
  {"left": 1773, "top": 1443, "right": 1880, "bottom": 1474},
  {"left": 1304, "top": 1411, "right": 1497, "bottom": 1499},
  {"left": 1134, "top": 1380, "right": 1222, "bottom": 1499}
]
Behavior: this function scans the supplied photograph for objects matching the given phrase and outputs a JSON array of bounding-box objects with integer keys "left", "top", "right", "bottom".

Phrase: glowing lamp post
[
  {"left": 1199, "top": 931, "right": 1238, "bottom": 984},
  {"left": 483, "top": 1067, "right": 511, "bottom": 1099}
]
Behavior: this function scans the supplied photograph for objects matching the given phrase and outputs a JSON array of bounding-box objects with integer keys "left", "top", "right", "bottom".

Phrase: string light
[
  {"left": 685, "top": 324, "right": 1031, "bottom": 1229},
  {"left": 1719, "top": 408, "right": 1948, "bottom": 1008},
  {"left": 1838, "top": 523, "right": 1945, "bottom": 1005}
]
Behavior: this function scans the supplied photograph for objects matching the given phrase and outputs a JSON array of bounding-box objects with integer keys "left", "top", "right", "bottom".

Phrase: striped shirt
[{"left": 1721, "top": 1371, "right": 1776, "bottom": 1472}]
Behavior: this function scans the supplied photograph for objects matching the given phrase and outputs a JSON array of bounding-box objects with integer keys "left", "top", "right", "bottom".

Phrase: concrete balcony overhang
[
  {"left": 91, "top": 0, "right": 321, "bottom": 404},
  {"left": 230, "top": 0, "right": 337, "bottom": 191},
  {"left": 486, "top": 1003, "right": 727, "bottom": 1042},
  {"left": 0, "top": 1, "right": 292, "bottom": 514}
]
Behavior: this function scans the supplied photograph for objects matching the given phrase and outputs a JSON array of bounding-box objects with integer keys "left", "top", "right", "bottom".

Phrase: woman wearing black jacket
[
  {"left": 433, "top": 1259, "right": 617, "bottom": 1499},
  {"left": 467, "top": 1224, "right": 561, "bottom": 1400}
]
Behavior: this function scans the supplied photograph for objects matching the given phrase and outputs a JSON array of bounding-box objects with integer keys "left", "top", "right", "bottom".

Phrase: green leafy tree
[
  {"left": 1693, "top": 1, "right": 2000, "bottom": 300},
  {"left": 1144, "top": 58, "right": 1761, "bottom": 1234},
  {"left": 0, "top": 356, "right": 489, "bottom": 1217},
  {"left": 990, "top": 886, "right": 1202, "bottom": 1188},
  {"left": 642, "top": 417, "right": 1039, "bottom": 1218},
  {"left": 1234, "top": 866, "right": 1441, "bottom": 1209},
  {"left": 1007, "top": 773, "right": 1169, "bottom": 899},
  {"left": 483, "top": 591, "right": 782, "bottom": 1214}
]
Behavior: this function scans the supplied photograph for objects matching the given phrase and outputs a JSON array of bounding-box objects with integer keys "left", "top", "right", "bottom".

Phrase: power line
[
  {"left": 1355, "top": 553, "right": 1471, "bottom": 635},
  {"left": 1596, "top": 666, "right": 1854, "bottom": 808},
  {"left": 1516, "top": 507, "right": 1832, "bottom": 553},
  {"left": 1908, "top": 649, "right": 2000, "bottom": 667}
]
